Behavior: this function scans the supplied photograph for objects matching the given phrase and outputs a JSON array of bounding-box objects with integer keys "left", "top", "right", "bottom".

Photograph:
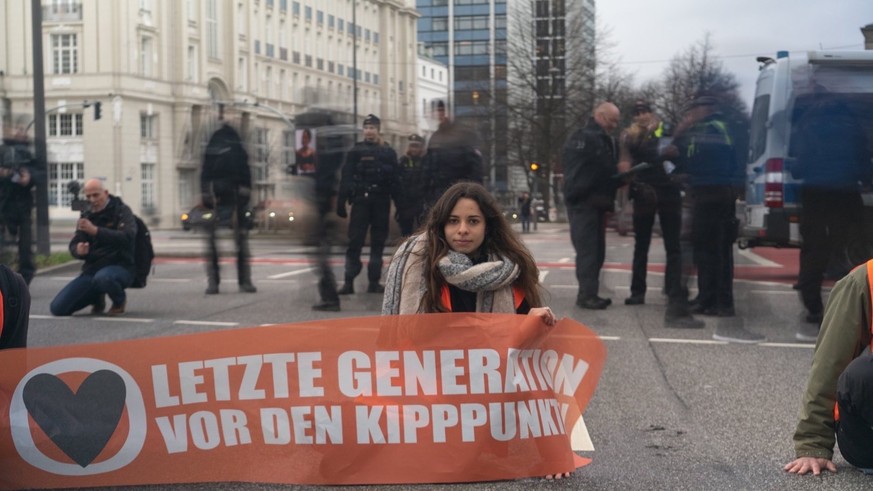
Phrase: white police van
[{"left": 739, "top": 50, "right": 873, "bottom": 249}]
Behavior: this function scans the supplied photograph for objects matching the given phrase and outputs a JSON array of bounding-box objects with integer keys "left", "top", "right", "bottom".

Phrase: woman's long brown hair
[{"left": 419, "top": 182, "right": 542, "bottom": 312}]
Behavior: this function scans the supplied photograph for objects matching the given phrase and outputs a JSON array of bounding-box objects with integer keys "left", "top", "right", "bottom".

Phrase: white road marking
[
  {"left": 174, "top": 320, "right": 239, "bottom": 327},
  {"left": 736, "top": 248, "right": 782, "bottom": 267},
  {"left": 151, "top": 278, "right": 191, "bottom": 283},
  {"left": 649, "top": 338, "right": 728, "bottom": 345},
  {"left": 268, "top": 267, "right": 316, "bottom": 279},
  {"left": 598, "top": 336, "right": 621, "bottom": 341},
  {"left": 570, "top": 416, "right": 595, "bottom": 452},
  {"left": 759, "top": 342, "right": 815, "bottom": 349},
  {"left": 539, "top": 271, "right": 549, "bottom": 283},
  {"left": 93, "top": 317, "right": 155, "bottom": 323},
  {"left": 558, "top": 257, "right": 572, "bottom": 263}
]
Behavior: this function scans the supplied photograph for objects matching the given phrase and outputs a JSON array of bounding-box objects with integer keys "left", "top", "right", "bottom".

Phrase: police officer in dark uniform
[
  {"left": 0, "top": 121, "right": 35, "bottom": 285},
  {"left": 396, "top": 133, "right": 426, "bottom": 236},
  {"left": 336, "top": 114, "right": 399, "bottom": 294},
  {"left": 670, "top": 95, "right": 742, "bottom": 317},
  {"left": 422, "top": 100, "right": 483, "bottom": 208}
]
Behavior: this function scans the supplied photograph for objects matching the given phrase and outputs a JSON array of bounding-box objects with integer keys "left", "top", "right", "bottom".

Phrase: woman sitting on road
[{"left": 381, "top": 182, "right": 568, "bottom": 480}]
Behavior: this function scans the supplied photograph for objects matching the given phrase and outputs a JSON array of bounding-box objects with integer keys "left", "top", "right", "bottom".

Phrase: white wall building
[
  {"left": 415, "top": 50, "right": 448, "bottom": 137},
  {"left": 0, "top": 0, "right": 419, "bottom": 228}
]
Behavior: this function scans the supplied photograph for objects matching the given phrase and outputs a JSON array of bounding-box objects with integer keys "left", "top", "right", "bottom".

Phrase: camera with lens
[{"left": 66, "top": 181, "right": 90, "bottom": 214}]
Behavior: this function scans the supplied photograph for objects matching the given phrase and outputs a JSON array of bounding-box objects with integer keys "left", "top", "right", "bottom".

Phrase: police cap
[{"left": 363, "top": 114, "right": 381, "bottom": 129}]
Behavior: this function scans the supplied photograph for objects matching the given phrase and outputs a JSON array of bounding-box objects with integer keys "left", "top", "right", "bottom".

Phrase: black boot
[
  {"left": 338, "top": 283, "right": 355, "bottom": 295},
  {"left": 205, "top": 278, "right": 219, "bottom": 295}
]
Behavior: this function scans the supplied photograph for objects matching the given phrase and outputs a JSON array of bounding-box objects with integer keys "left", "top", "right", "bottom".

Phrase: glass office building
[{"left": 417, "top": 0, "right": 510, "bottom": 193}]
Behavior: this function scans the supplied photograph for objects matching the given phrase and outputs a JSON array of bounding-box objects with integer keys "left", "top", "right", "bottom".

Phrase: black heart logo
[{"left": 23, "top": 370, "right": 127, "bottom": 467}]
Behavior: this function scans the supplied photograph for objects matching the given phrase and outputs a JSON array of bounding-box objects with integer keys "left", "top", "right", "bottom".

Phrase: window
[
  {"left": 139, "top": 0, "right": 152, "bottom": 13},
  {"left": 141, "top": 163, "right": 156, "bottom": 210},
  {"left": 337, "top": 63, "right": 344, "bottom": 76},
  {"left": 187, "top": 45, "right": 198, "bottom": 81},
  {"left": 51, "top": 33, "right": 78, "bottom": 74},
  {"left": 292, "top": 1, "right": 300, "bottom": 15},
  {"left": 187, "top": 0, "right": 197, "bottom": 21},
  {"left": 140, "top": 36, "right": 154, "bottom": 76},
  {"left": 304, "top": 54, "right": 312, "bottom": 67},
  {"left": 206, "top": 0, "right": 219, "bottom": 58},
  {"left": 48, "top": 113, "right": 83, "bottom": 137},
  {"left": 140, "top": 114, "right": 157, "bottom": 140},
  {"left": 304, "top": 5, "right": 312, "bottom": 21},
  {"left": 253, "top": 128, "right": 270, "bottom": 182},
  {"left": 454, "top": 40, "right": 489, "bottom": 56},
  {"left": 265, "top": 66, "right": 272, "bottom": 97},
  {"left": 238, "top": 57, "right": 247, "bottom": 90},
  {"left": 328, "top": 14, "right": 335, "bottom": 29},
  {"left": 455, "top": 16, "right": 489, "bottom": 31},
  {"left": 317, "top": 10, "right": 323, "bottom": 25},
  {"left": 292, "top": 51, "right": 301, "bottom": 64},
  {"left": 49, "top": 162, "right": 85, "bottom": 207},
  {"left": 373, "top": 32, "right": 379, "bottom": 45},
  {"left": 431, "top": 42, "right": 448, "bottom": 56},
  {"left": 338, "top": 18, "right": 344, "bottom": 32},
  {"left": 364, "top": 28, "right": 370, "bottom": 43},
  {"left": 317, "top": 58, "right": 324, "bottom": 70}
]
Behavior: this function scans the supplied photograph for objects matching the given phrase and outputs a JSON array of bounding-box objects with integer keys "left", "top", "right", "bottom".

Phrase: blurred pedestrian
[
  {"left": 784, "top": 258, "right": 873, "bottom": 476},
  {"left": 790, "top": 94, "right": 872, "bottom": 340},
  {"left": 0, "top": 118, "right": 35, "bottom": 285},
  {"left": 669, "top": 95, "right": 742, "bottom": 319},
  {"left": 396, "top": 133, "right": 427, "bottom": 236},
  {"left": 201, "top": 117, "right": 256, "bottom": 295},
  {"left": 422, "top": 100, "right": 483, "bottom": 208},
  {"left": 296, "top": 115, "right": 353, "bottom": 312},
  {"left": 336, "top": 114, "right": 399, "bottom": 294},
  {"left": 620, "top": 101, "right": 702, "bottom": 328},
  {"left": 50, "top": 179, "right": 136, "bottom": 316},
  {"left": 562, "top": 102, "right": 625, "bottom": 310},
  {"left": 519, "top": 191, "right": 532, "bottom": 233},
  {"left": 295, "top": 128, "right": 317, "bottom": 175},
  {"left": 0, "top": 264, "right": 29, "bottom": 349}
]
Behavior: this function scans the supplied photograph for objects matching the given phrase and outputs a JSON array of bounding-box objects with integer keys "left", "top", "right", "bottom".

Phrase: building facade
[
  {"left": 0, "top": 0, "right": 419, "bottom": 228},
  {"left": 416, "top": 50, "right": 448, "bottom": 137},
  {"left": 416, "top": 0, "right": 510, "bottom": 196}
]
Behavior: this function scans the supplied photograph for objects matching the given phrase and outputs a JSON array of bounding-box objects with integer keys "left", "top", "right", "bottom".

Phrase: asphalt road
[{"left": 20, "top": 224, "right": 870, "bottom": 490}]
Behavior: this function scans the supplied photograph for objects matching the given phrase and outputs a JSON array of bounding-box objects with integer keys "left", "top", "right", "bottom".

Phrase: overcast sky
[{"left": 596, "top": 0, "right": 872, "bottom": 109}]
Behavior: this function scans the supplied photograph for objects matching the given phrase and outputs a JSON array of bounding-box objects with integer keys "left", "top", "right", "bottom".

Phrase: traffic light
[
  {"left": 93, "top": 102, "right": 102, "bottom": 120},
  {"left": 529, "top": 162, "right": 540, "bottom": 173}
]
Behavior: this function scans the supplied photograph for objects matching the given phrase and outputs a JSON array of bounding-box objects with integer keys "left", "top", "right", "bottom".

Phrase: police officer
[
  {"left": 336, "top": 114, "right": 399, "bottom": 294},
  {"left": 422, "top": 100, "right": 483, "bottom": 208},
  {"left": 0, "top": 120, "right": 35, "bottom": 285},
  {"left": 670, "top": 95, "right": 743, "bottom": 319},
  {"left": 396, "top": 134, "right": 426, "bottom": 236}
]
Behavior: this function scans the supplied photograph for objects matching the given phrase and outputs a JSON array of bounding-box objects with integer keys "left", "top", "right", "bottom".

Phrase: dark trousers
[
  {"left": 397, "top": 201, "right": 424, "bottom": 237},
  {"left": 630, "top": 189, "right": 683, "bottom": 300},
  {"left": 568, "top": 204, "right": 607, "bottom": 300},
  {"left": 691, "top": 194, "right": 736, "bottom": 310},
  {"left": 314, "top": 197, "right": 338, "bottom": 302},
  {"left": 205, "top": 204, "right": 252, "bottom": 286},
  {"left": 344, "top": 195, "right": 390, "bottom": 284},
  {"left": 50, "top": 265, "right": 133, "bottom": 316},
  {"left": 798, "top": 188, "right": 864, "bottom": 315},
  {"left": 2, "top": 214, "right": 34, "bottom": 285},
  {"left": 835, "top": 348, "right": 873, "bottom": 468},
  {"left": 521, "top": 213, "right": 531, "bottom": 233}
]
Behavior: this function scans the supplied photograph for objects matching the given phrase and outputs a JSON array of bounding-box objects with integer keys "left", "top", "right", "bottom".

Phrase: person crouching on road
[
  {"left": 50, "top": 179, "right": 136, "bottom": 316},
  {"left": 785, "top": 258, "right": 873, "bottom": 476},
  {"left": 336, "top": 114, "right": 400, "bottom": 295}
]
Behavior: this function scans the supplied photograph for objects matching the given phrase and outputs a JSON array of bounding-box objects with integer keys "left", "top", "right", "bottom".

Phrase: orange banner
[{"left": 0, "top": 313, "right": 605, "bottom": 489}]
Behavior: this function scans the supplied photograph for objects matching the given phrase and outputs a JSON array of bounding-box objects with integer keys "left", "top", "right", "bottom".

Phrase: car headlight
[
  {"left": 269, "top": 211, "right": 276, "bottom": 218},
  {"left": 181, "top": 213, "right": 189, "bottom": 221}
]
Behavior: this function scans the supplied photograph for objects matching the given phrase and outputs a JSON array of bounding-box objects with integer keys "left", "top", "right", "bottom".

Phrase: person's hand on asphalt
[{"left": 783, "top": 456, "right": 837, "bottom": 476}]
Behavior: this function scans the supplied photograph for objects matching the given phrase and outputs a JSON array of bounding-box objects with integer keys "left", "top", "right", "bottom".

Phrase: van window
[{"left": 748, "top": 94, "right": 770, "bottom": 163}]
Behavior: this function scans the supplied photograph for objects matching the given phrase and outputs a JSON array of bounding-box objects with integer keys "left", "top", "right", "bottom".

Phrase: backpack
[{"left": 130, "top": 215, "right": 154, "bottom": 289}]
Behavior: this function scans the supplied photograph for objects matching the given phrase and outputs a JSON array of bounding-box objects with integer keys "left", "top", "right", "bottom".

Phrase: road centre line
[
  {"left": 94, "top": 317, "right": 155, "bottom": 323},
  {"left": 268, "top": 267, "right": 316, "bottom": 279},
  {"left": 174, "top": 320, "right": 239, "bottom": 327},
  {"left": 759, "top": 342, "right": 815, "bottom": 349},
  {"left": 736, "top": 247, "right": 783, "bottom": 267}
]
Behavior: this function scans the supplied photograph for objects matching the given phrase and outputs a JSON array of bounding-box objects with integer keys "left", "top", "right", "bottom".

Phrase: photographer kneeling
[{"left": 50, "top": 179, "right": 136, "bottom": 316}]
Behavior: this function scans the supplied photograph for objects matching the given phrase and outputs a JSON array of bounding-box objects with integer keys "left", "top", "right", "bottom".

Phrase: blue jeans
[{"left": 50, "top": 265, "right": 133, "bottom": 316}]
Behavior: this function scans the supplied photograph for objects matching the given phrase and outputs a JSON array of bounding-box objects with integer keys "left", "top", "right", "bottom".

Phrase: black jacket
[
  {"left": 70, "top": 195, "right": 137, "bottom": 275},
  {"left": 0, "top": 140, "right": 35, "bottom": 220},
  {"left": 339, "top": 140, "right": 399, "bottom": 203},
  {"left": 201, "top": 124, "right": 252, "bottom": 207},
  {"left": 422, "top": 120, "right": 483, "bottom": 203},
  {"left": 397, "top": 154, "right": 425, "bottom": 206},
  {"left": 562, "top": 118, "right": 619, "bottom": 210}
]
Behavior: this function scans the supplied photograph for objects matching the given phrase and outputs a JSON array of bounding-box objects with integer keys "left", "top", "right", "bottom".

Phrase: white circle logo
[{"left": 9, "top": 358, "right": 146, "bottom": 475}]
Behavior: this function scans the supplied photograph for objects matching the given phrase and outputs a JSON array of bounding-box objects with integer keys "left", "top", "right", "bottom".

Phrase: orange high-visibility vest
[
  {"left": 440, "top": 284, "right": 525, "bottom": 312},
  {"left": 833, "top": 259, "right": 873, "bottom": 422}
]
